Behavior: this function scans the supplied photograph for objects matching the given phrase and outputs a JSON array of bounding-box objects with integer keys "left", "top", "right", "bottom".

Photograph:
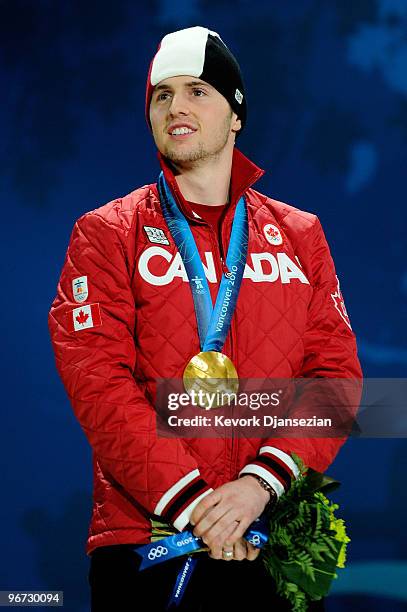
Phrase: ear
[{"left": 231, "top": 113, "right": 242, "bottom": 134}]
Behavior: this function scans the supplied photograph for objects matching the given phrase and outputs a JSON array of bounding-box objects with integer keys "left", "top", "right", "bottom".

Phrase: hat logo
[{"left": 235, "top": 88, "right": 243, "bottom": 104}]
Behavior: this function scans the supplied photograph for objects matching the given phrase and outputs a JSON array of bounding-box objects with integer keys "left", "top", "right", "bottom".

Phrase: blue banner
[
  {"left": 167, "top": 555, "right": 198, "bottom": 609},
  {"left": 135, "top": 513, "right": 270, "bottom": 571},
  {"left": 136, "top": 531, "right": 203, "bottom": 571}
]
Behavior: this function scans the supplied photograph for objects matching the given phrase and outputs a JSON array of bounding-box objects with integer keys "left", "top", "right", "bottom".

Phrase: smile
[
  {"left": 167, "top": 124, "right": 198, "bottom": 139},
  {"left": 169, "top": 130, "right": 196, "bottom": 139}
]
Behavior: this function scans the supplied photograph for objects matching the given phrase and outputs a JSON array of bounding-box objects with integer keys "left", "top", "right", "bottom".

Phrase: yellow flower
[{"left": 327, "top": 504, "right": 351, "bottom": 569}]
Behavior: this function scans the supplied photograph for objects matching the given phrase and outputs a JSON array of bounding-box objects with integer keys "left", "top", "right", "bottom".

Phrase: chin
[{"left": 165, "top": 146, "right": 207, "bottom": 165}]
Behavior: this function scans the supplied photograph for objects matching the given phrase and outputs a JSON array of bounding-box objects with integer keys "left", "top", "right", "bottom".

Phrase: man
[{"left": 48, "top": 26, "right": 362, "bottom": 611}]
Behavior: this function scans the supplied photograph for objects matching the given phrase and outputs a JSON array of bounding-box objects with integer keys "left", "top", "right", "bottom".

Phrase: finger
[
  {"left": 208, "top": 549, "right": 222, "bottom": 560},
  {"left": 193, "top": 503, "right": 232, "bottom": 538},
  {"left": 207, "top": 532, "right": 231, "bottom": 560},
  {"left": 190, "top": 490, "right": 222, "bottom": 527},
  {"left": 220, "top": 543, "right": 234, "bottom": 562},
  {"left": 232, "top": 539, "right": 247, "bottom": 561},
  {"left": 202, "top": 514, "right": 240, "bottom": 550},
  {"left": 210, "top": 547, "right": 223, "bottom": 559},
  {"left": 222, "top": 518, "right": 250, "bottom": 548},
  {"left": 222, "top": 519, "right": 246, "bottom": 548},
  {"left": 217, "top": 520, "right": 242, "bottom": 551},
  {"left": 246, "top": 542, "right": 261, "bottom": 561},
  {"left": 205, "top": 520, "right": 239, "bottom": 559}
]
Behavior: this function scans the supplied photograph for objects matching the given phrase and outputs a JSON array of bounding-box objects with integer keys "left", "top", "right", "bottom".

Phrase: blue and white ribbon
[
  {"left": 150, "top": 175, "right": 257, "bottom": 606},
  {"left": 135, "top": 513, "right": 270, "bottom": 606},
  {"left": 158, "top": 173, "right": 248, "bottom": 352}
]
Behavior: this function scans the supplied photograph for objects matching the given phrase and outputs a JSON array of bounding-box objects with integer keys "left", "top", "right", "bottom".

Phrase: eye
[
  {"left": 156, "top": 92, "right": 171, "bottom": 101},
  {"left": 192, "top": 88, "right": 206, "bottom": 96}
]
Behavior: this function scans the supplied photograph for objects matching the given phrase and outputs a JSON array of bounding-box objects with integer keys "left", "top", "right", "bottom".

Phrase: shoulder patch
[
  {"left": 67, "top": 303, "right": 102, "bottom": 332},
  {"left": 72, "top": 276, "right": 88, "bottom": 303},
  {"left": 143, "top": 226, "right": 170, "bottom": 245},
  {"left": 263, "top": 223, "right": 283, "bottom": 246}
]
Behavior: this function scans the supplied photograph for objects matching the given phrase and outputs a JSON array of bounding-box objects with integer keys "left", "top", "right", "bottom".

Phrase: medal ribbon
[
  {"left": 154, "top": 174, "right": 252, "bottom": 606},
  {"left": 167, "top": 555, "right": 198, "bottom": 609},
  {"left": 157, "top": 172, "right": 248, "bottom": 352},
  {"left": 135, "top": 514, "right": 269, "bottom": 607}
]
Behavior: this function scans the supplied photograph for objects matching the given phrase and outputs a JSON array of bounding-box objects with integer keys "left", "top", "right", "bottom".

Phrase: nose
[{"left": 168, "top": 93, "right": 190, "bottom": 117}]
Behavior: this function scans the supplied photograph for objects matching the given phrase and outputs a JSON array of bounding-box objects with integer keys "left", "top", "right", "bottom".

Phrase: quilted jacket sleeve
[
  {"left": 48, "top": 210, "right": 213, "bottom": 531},
  {"left": 239, "top": 215, "right": 363, "bottom": 497}
]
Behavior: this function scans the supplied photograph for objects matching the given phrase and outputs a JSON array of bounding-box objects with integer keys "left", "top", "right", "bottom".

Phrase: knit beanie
[{"left": 145, "top": 26, "right": 247, "bottom": 133}]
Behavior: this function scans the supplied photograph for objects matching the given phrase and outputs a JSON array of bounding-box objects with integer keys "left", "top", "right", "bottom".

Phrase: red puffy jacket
[{"left": 48, "top": 147, "right": 362, "bottom": 555}]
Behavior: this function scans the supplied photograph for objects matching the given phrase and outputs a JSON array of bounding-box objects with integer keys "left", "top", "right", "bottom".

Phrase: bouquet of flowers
[
  {"left": 262, "top": 452, "right": 350, "bottom": 611},
  {"left": 150, "top": 452, "right": 350, "bottom": 612}
]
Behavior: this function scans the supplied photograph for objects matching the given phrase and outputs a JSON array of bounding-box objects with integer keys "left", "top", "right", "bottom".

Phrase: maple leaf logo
[
  {"left": 264, "top": 224, "right": 282, "bottom": 244},
  {"left": 76, "top": 309, "right": 89, "bottom": 326},
  {"left": 267, "top": 227, "right": 279, "bottom": 238}
]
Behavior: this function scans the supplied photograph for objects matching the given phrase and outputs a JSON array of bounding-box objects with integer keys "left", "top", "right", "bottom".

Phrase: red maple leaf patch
[{"left": 76, "top": 309, "right": 89, "bottom": 325}]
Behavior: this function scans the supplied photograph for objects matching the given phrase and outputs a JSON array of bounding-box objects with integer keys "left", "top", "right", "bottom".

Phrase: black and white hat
[{"left": 145, "top": 26, "right": 247, "bottom": 133}]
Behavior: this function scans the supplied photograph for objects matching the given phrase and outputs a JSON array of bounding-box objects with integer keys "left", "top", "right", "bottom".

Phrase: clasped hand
[{"left": 190, "top": 476, "right": 270, "bottom": 561}]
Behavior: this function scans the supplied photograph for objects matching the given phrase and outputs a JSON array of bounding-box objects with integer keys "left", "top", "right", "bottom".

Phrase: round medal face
[{"left": 183, "top": 351, "right": 239, "bottom": 409}]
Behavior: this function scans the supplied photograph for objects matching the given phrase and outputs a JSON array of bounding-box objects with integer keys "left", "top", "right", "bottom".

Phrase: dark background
[{"left": 1, "top": 1, "right": 406, "bottom": 610}]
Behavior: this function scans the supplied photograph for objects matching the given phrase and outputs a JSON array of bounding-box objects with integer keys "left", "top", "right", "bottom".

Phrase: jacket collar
[{"left": 157, "top": 147, "right": 265, "bottom": 222}]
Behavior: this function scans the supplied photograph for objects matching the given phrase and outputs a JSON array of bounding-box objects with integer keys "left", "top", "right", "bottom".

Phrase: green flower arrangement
[
  {"left": 263, "top": 452, "right": 350, "bottom": 611},
  {"left": 150, "top": 452, "right": 350, "bottom": 612}
]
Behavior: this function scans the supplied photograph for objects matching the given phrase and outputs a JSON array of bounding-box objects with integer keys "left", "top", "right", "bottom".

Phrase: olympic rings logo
[
  {"left": 147, "top": 545, "right": 168, "bottom": 560},
  {"left": 248, "top": 535, "right": 261, "bottom": 546}
]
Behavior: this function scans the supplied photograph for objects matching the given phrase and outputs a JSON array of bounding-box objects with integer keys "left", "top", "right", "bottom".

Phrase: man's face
[{"left": 149, "top": 75, "right": 242, "bottom": 166}]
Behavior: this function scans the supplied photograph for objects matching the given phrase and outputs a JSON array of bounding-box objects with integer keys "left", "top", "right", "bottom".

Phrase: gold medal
[{"left": 183, "top": 351, "right": 239, "bottom": 409}]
